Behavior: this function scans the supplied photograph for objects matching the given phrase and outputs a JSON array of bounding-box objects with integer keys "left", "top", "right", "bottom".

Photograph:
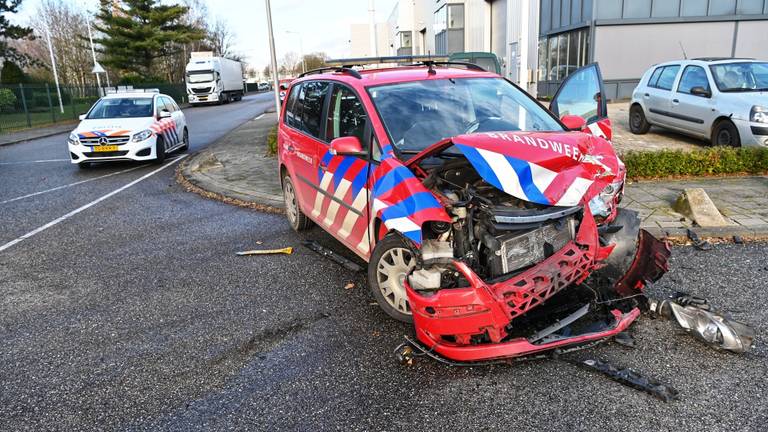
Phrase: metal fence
[{"left": 0, "top": 83, "right": 187, "bottom": 133}]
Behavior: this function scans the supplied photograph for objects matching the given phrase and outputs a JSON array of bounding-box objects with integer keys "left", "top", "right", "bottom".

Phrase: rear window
[
  {"left": 87, "top": 98, "right": 154, "bottom": 119},
  {"left": 649, "top": 65, "right": 680, "bottom": 91},
  {"left": 284, "top": 81, "right": 329, "bottom": 140}
]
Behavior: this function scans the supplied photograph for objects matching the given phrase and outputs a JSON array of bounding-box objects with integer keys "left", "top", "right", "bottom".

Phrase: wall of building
[
  {"left": 734, "top": 20, "right": 768, "bottom": 58},
  {"left": 349, "top": 23, "right": 392, "bottom": 58}
]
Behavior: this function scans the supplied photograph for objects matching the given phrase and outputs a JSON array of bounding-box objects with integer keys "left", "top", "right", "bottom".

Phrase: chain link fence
[{"left": 0, "top": 83, "right": 187, "bottom": 133}]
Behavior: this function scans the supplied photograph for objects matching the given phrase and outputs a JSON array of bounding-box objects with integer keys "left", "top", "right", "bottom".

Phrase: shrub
[
  {"left": 266, "top": 125, "right": 278, "bottom": 155},
  {"left": 623, "top": 147, "right": 768, "bottom": 179},
  {"left": 0, "top": 88, "right": 17, "bottom": 112}
]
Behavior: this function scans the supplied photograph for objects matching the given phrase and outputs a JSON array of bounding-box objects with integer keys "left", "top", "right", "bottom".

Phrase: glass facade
[
  {"left": 537, "top": 28, "right": 590, "bottom": 82},
  {"left": 434, "top": 4, "right": 465, "bottom": 55}
]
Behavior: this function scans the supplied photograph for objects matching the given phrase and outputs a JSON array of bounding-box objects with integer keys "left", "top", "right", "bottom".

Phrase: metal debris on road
[
  {"left": 649, "top": 293, "right": 755, "bottom": 353},
  {"left": 575, "top": 358, "right": 679, "bottom": 402},
  {"left": 686, "top": 229, "right": 713, "bottom": 251},
  {"left": 301, "top": 240, "right": 364, "bottom": 272},
  {"left": 613, "top": 331, "right": 636, "bottom": 348},
  {"left": 236, "top": 247, "right": 293, "bottom": 256}
]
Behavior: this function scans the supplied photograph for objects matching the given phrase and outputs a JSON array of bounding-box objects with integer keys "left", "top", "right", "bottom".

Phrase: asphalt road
[{"left": 1, "top": 93, "right": 767, "bottom": 431}]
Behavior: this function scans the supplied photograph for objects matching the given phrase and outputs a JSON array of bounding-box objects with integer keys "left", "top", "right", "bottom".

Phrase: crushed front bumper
[{"left": 405, "top": 208, "right": 669, "bottom": 362}]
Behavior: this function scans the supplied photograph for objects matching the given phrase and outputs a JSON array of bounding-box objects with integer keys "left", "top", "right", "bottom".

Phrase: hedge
[
  {"left": 623, "top": 146, "right": 768, "bottom": 179},
  {"left": 266, "top": 125, "right": 278, "bottom": 155}
]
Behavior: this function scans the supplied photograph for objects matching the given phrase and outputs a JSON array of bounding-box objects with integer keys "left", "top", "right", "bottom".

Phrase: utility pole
[
  {"left": 44, "top": 25, "right": 64, "bottom": 114},
  {"left": 85, "top": 12, "right": 103, "bottom": 95},
  {"left": 368, "top": 0, "right": 378, "bottom": 56},
  {"left": 265, "top": 0, "right": 281, "bottom": 113}
]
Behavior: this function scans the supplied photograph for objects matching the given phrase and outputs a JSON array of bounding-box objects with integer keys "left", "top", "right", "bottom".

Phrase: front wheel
[
  {"left": 712, "top": 120, "right": 741, "bottom": 147},
  {"left": 368, "top": 234, "right": 417, "bottom": 323},
  {"left": 153, "top": 136, "right": 166, "bottom": 164},
  {"left": 282, "top": 175, "right": 312, "bottom": 231},
  {"left": 629, "top": 104, "right": 651, "bottom": 134},
  {"left": 179, "top": 128, "right": 189, "bottom": 152}
]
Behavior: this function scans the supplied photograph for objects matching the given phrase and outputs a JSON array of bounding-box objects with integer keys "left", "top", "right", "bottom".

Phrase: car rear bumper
[{"left": 68, "top": 137, "right": 157, "bottom": 163}]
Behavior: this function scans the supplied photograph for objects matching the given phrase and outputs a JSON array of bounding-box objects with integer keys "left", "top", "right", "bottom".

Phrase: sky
[{"left": 14, "top": 0, "right": 399, "bottom": 70}]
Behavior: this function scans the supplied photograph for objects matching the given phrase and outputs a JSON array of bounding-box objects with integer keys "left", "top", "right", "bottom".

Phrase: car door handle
[
  {"left": 644, "top": 93, "right": 650, "bottom": 97},
  {"left": 672, "top": 99, "right": 679, "bottom": 104}
]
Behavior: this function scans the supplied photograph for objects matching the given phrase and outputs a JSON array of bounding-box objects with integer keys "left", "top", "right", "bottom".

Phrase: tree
[
  {"left": 262, "top": 65, "right": 271, "bottom": 81},
  {"left": 93, "top": 0, "right": 205, "bottom": 79},
  {"left": 302, "top": 53, "right": 328, "bottom": 73},
  {"left": 206, "top": 17, "right": 241, "bottom": 60},
  {"left": 0, "top": 0, "right": 36, "bottom": 66},
  {"left": 0, "top": 59, "right": 25, "bottom": 83},
  {"left": 279, "top": 52, "right": 299, "bottom": 77}
]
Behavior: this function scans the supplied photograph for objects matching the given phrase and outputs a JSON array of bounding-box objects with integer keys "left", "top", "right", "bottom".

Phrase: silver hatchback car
[{"left": 630, "top": 58, "right": 768, "bottom": 147}]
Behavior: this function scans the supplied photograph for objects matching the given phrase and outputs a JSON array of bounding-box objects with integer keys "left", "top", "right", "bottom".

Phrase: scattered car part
[
  {"left": 649, "top": 293, "right": 755, "bottom": 353},
  {"left": 574, "top": 358, "right": 679, "bottom": 402},
  {"left": 613, "top": 331, "right": 636, "bottom": 348},
  {"left": 236, "top": 247, "right": 293, "bottom": 256},
  {"left": 301, "top": 240, "right": 364, "bottom": 272},
  {"left": 687, "top": 229, "right": 713, "bottom": 251}
]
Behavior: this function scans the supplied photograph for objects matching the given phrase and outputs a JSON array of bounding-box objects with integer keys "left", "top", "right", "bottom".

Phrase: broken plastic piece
[
  {"left": 687, "top": 229, "right": 712, "bottom": 251},
  {"left": 613, "top": 331, "right": 636, "bottom": 348},
  {"left": 236, "top": 247, "right": 293, "bottom": 256},
  {"left": 649, "top": 294, "right": 755, "bottom": 353},
  {"left": 301, "top": 240, "right": 364, "bottom": 272},
  {"left": 575, "top": 358, "right": 679, "bottom": 402}
]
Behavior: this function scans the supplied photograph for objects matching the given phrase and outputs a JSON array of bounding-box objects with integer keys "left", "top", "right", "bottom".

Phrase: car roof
[
  {"left": 291, "top": 65, "right": 498, "bottom": 88},
  {"left": 652, "top": 58, "right": 762, "bottom": 68},
  {"left": 102, "top": 92, "right": 166, "bottom": 99}
]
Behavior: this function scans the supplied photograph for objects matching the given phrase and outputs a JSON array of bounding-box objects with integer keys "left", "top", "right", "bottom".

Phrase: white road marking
[
  {"left": 254, "top": 113, "right": 265, "bottom": 120},
  {"left": 0, "top": 159, "right": 70, "bottom": 165},
  {"left": 0, "top": 155, "right": 187, "bottom": 253},
  {"left": 1, "top": 164, "right": 147, "bottom": 205}
]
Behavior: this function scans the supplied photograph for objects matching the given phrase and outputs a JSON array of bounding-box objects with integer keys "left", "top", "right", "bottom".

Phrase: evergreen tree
[
  {"left": 0, "top": 59, "right": 25, "bottom": 83},
  {"left": 0, "top": 0, "right": 36, "bottom": 66},
  {"left": 92, "top": 0, "right": 204, "bottom": 79}
]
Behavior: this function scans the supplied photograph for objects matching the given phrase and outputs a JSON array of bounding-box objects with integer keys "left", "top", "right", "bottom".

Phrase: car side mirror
[
  {"left": 330, "top": 136, "right": 364, "bottom": 156},
  {"left": 158, "top": 110, "right": 172, "bottom": 119},
  {"left": 560, "top": 114, "right": 587, "bottom": 131},
  {"left": 78, "top": 114, "right": 86, "bottom": 121},
  {"left": 279, "top": 83, "right": 289, "bottom": 91},
  {"left": 690, "top": 86, "right": 711, "bottom": 98}
]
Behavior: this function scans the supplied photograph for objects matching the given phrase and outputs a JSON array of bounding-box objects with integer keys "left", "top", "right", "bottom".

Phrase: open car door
[{"left": 549, "top": 63, "right": 612, "bottom": 140}]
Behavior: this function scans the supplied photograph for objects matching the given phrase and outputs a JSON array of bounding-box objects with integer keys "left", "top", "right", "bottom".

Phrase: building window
[
  {"left": 399, "top": 31, "right": 412, "bottom": 48},
  {"left": 541, "top": 28, "right": 591, "bottom": 82},
  {"left": 447, "top": 4, "right": 464, "bottom": 29}
]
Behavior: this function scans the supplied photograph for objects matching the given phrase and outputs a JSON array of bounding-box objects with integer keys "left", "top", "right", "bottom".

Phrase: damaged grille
[{"left": 497, "top": 219, "right": 576, "bottom": 274}]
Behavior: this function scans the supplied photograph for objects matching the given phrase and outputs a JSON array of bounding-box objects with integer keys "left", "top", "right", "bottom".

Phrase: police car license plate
[{"left": 93, "top": 145, "right": 118, "bottom": 152}]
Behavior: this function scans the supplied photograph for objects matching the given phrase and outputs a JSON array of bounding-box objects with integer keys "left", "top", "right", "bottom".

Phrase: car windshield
[
  {"left": 86, "top": 97, "right": 154, "bottom": 119},
  {"left": 369, "top": 77, "right": 562, "bottom": 154},
  {"left": 709, "top": 62, "right": 768, "bottom": 92},
  {"left": 187, "top": 71, "right": 214, "bottom": 83}
]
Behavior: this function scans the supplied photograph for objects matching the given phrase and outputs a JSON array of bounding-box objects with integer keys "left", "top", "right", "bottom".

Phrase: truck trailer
[{"left": 185, "top": 52, "right": 244, "bottom": 105}]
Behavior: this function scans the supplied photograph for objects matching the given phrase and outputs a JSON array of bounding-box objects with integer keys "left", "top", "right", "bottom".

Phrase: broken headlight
[{"left": 589, "top": 180, "right": 623, "bottom": 218}]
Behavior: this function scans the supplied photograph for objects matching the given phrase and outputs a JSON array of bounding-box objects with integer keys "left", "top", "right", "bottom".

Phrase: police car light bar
[
  {"left": 105, "top": 86, "right": 160, "bottom": 94},
  {"left": 325, "top": 55, "right": 449, "bottom": 67}
]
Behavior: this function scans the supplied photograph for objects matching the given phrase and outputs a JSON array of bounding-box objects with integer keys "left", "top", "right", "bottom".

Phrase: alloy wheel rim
[
  {"left": 376, "top": 247, "right": 415, "bottom": 315},
  {"left": 284, "top": 180, "right": 298, "bottom": 225},
  {"left": 718, "top": 129, "right": 732, "bottom": 146}
]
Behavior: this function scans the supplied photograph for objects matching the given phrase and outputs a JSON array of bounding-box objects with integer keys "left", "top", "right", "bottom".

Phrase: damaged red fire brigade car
[{"left": 277, "top": 58, "right": 670, "bottom": 363}]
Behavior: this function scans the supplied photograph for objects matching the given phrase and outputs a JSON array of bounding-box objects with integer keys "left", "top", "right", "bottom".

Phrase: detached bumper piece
[
  {"left": 405, "top": 210, "right": 667, "bottom": 362},
  {"left": 575, "top": 358, "right": 679, "bottom": 402}
]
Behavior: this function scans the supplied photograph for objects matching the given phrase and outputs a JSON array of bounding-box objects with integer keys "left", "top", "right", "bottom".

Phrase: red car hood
[{"left": 407, "top": 130, "right": 622, "bottom": 207}]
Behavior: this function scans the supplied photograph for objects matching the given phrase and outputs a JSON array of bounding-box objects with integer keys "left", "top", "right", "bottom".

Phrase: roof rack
[
  {"left": 327, "top": 55, "right": 449, "bottom": 68},
  {"left": 417, "top": 60, "right": 486, "bottom": 72},
  {"left": 692, "top": 57, "right": 755, "bottom": 62},
  {"left": 299, "top": 66, "right": 362, "bottom": 79},
  {"left": 105, "top": 86, "right": 160, "bottom": 94}
]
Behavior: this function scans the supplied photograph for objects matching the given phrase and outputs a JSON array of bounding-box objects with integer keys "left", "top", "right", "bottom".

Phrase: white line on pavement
[
  {"left": 254, "top": 113, "right": 265, "bottom": 120},
  {"left": 0, "top": 159, "right": 70, "bottom": 165},
  {"left": 1, "top": 164, "right": 148, "bottom": 205},
  {"left": 0, "top": 154, "right": 188, "bottom": 253}
]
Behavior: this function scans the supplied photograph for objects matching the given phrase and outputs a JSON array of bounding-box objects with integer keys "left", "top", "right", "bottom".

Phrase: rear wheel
[
  {"left": 282, "top": 175, "right": 312, "bottom": 231},
  {"left": 712, "top": 120, "right": 741, "bottom": 147},
  {"left": 368, "top": 234, "right": 417, "bottom": 323},
  {"left": 629, "top": 104, "right": 651, "bottom": 134},
  {"left": 154, "top": 136, "right": 166, "bottom": 164}
]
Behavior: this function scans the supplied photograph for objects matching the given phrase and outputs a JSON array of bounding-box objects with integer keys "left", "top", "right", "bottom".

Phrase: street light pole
[
  {"left": 44, "top": 25, "right": 64, "bottom": 114},
  {"left": 286, "top": 31, "right": 305, "bottom": 74},
  {"left": 85, "top": 13, "right": 102, "bottom": 94},
  {"left": 265, "top": 0, "right": 281, "bottom": 114}
]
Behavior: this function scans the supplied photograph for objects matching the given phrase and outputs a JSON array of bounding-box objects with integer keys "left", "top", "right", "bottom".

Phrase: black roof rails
[
  {"left": 299, "top": 66, "right": 362, "bottom": 79},
  {"left": 419, "top": 60, "right": 486, "bottom": 72}
]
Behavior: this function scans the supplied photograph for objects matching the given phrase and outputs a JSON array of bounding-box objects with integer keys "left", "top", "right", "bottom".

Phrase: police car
[{"left": 68, "top": 89, "right": 188, "bottom": 168}]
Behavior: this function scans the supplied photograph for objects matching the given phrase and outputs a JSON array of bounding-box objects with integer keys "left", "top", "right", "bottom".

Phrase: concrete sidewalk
[
  {"left": 0, "top": 121, "right": 76, "bottom": 146},
  {"left": 178, "top": 115, "right": 768, "bottom": 239}
]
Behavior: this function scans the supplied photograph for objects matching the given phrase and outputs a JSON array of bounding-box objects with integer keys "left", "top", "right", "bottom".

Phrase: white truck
[{"left": 185, "top": 52, "right": 244, "bottom": 105}]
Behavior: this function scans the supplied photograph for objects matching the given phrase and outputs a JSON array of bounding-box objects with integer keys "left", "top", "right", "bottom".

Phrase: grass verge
[{"left": 624, "top": 146, "right": 768, "bottom": 179}]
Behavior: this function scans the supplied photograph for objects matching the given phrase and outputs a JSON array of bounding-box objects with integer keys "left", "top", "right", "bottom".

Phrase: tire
[
  {"left": 712, "top": 119, "right": 741, "bottom": 147},
  {"left": 368, "top": 234, "right": 417, "bottom": 323},
  {"left": 282, "top": 175, "right": 312, "bottom": 231},
  {"left": 629, "top": 104, "right": 651, "bottom": 134},
  {"left": 153, "top": 136, "right": 166, "bottom": 164},
  {"left": 179, "top": 128, "right": 189, "bottom": 152},
  {"left": 78, "top": 161, "right": 91, "bottom": 169}
]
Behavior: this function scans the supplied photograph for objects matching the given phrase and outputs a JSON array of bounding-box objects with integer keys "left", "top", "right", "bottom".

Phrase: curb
[
  {"left": 0, "top": 123, "right": 76, "bottom": 147},
  {"left": 645, "top": 225, "right": 768, "bottom": 242}
]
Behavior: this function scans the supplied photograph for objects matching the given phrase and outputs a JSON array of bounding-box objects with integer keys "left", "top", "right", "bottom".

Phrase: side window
[
  {"left": 677, "top": 66, "right": 710, "bottom": 94},
  {"left": 299, "top": 81, "right": 329, "bottom": 139},
  {"left": 325, "top": 84, "right": 367, "bottom": 146},
  {"left": 162, "top": 97, "right": 176, "bottom": 112},
  {"left": 647, "top": 67, "right": 663, "bottom": 87},
  {"left": 155, "top": 98, "right": 168, "bottom": 116},
  {"left": 651, "top": 65, "right": 680, "bottom": 91},
  {"left": 284, "top": 83, "right": 301, "bottom": 128}
]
